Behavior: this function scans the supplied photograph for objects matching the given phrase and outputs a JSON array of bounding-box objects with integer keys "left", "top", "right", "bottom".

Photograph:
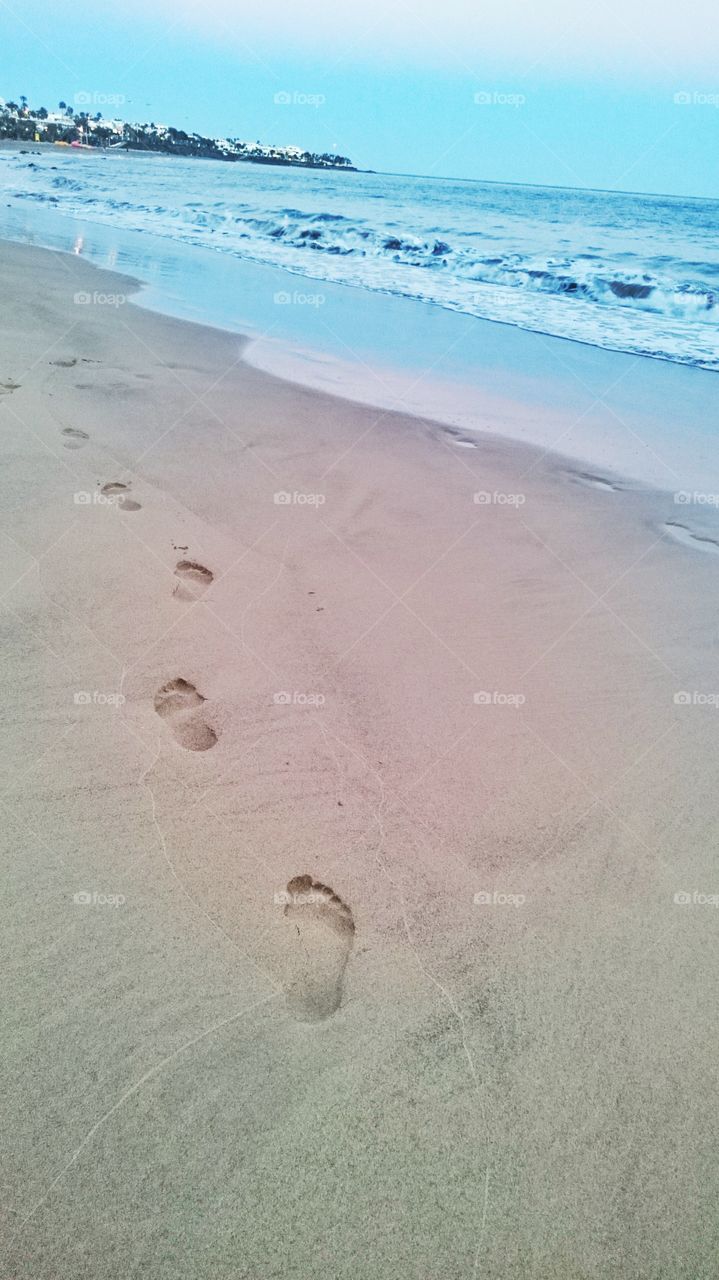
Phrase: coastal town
[{"left": 0, "top": 95, "right": 355, "bottom": 169}]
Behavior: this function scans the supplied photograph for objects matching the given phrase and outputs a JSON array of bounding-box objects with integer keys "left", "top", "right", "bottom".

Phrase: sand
[{"left": 1, "top": 238, "right": 718, "bottom": 1278}]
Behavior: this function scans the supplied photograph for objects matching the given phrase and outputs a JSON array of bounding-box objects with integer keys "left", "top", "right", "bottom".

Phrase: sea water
[
  {"left": 3, "top": 147, "right": 718, "bottom": 370},
  {"left": 2, "top": 147, "right": 718, "bottom": 492}
]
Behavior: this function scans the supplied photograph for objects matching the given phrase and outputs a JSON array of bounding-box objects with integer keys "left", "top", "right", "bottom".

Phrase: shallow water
[
  {"left": 1, "top": 156, "right": 718, "bottom": 493},
  {"left": 3, "top": 148, "right": 719, "bottom": 369}
]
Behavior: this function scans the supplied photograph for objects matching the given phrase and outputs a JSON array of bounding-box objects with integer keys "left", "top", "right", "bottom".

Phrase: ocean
[
  {"left": 3, "top": 147, "right": 719, "bottom": 371},
  {"left": 2, "top": 144, "right": 718, "bottom": 492}
]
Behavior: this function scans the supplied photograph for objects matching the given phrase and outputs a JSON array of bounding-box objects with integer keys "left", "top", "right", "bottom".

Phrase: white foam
[{"left": 4, "top": 149, "right": 719, "bottom": 370}]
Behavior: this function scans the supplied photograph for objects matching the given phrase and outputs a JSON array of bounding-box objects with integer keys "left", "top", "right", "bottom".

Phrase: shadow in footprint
[
  {"left": 283, "top": 875, "right": 355, "bottom": 1022},
  {"left": 154, "top": 678, "right": 218, "bottom": 752},
  {"left": 101, "top": 482, "right": 141, "bottom": 511},
  {"left": 61, "top": 427, "right": 89, "bottom": 450},
  {"left": 173, "top": 560, "right": 214, "bottom": 601}
]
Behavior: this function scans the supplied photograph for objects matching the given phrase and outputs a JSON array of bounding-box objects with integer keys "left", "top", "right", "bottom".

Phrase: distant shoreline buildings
[{"left": 0, "top": 96, "right": 355, "bottom": 171}]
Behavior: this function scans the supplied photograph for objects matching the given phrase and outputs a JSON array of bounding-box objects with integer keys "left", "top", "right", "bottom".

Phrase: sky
[{"left": 1, "top": 0, "right": 718, "bottom": 196}]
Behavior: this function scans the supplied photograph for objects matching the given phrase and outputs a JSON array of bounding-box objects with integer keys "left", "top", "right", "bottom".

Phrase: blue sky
[{"left": 1, "top": 0, "right": 717, "bottom": 196}]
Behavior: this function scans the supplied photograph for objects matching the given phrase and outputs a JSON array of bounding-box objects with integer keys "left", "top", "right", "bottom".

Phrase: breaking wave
[{"left": 4, "top": 150, "right": 719, "bottom": 369}]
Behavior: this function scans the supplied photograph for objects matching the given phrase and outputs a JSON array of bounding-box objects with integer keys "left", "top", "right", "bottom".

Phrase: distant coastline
[{"left": 0, "top": 95, "right": 356, "bottom": 171}]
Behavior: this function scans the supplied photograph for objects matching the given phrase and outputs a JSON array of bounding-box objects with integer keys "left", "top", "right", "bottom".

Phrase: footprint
[
  {"left": 663, "top": 521, "right": 719, "bottom": 556},
  {"left": 282, "top": 875, "right": 355, "bottom": 1022},
  {"left": 100, "top": 482, "right": 141, "bottom": 511},
  {"left": 50, "top": 358, "right": 77, "bottom": 368},
  {"left": 61, "top": 426, "right": 89, "bottom": 450},
  {"left": 153, "top": 678, "right": 218, "bottom": 752},
  {"left": 443, "top": 426, "right": 478, "bottom": 449},
  {"left": 568, "top": 469, "right": 622, "bottom": 492},
  {"left": 173, "top": 560, "right": 214, "bottom": 601}
]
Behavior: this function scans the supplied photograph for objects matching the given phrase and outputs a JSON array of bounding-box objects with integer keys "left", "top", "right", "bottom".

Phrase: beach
[{"left": 2, "top": 237, "right": 719, "bottom": 1277}]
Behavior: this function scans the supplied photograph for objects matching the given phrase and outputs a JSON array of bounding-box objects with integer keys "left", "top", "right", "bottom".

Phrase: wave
[
  {"left": 22, "top": 188, "right": 717, "bottom": 327},
  {"left": 5, "top": 154, "right": 719, "bottom": 370}
]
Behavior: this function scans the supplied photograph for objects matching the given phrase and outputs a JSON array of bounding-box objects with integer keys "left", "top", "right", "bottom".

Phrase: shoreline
[
  {"left": 3, "top": 237, "right": 719, "bottom": 1277},
  {"left": 0, "top": 167, "right": 716, "bottom": 492}
]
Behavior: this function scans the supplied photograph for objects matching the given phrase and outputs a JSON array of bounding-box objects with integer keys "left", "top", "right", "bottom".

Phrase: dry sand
[{"left": 1, "top": 238, "right": 718, "bottom": 1278}]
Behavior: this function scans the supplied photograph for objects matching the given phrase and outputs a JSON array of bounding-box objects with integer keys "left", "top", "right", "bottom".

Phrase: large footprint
[
  {"left": 61, "top": 427, "right": 89, "bottom": 450},
  {"left": 173, "top": 559, "right": 214, "bottom": 601},
  {"left": 101, "top": 482, "right": 141, "bottom": 511},
  {"left": 282, "top": 875, "right": 355, "bottom": 1022},
  {"left": 153, "top": 678, "right": 218, "bottom": 752}
]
